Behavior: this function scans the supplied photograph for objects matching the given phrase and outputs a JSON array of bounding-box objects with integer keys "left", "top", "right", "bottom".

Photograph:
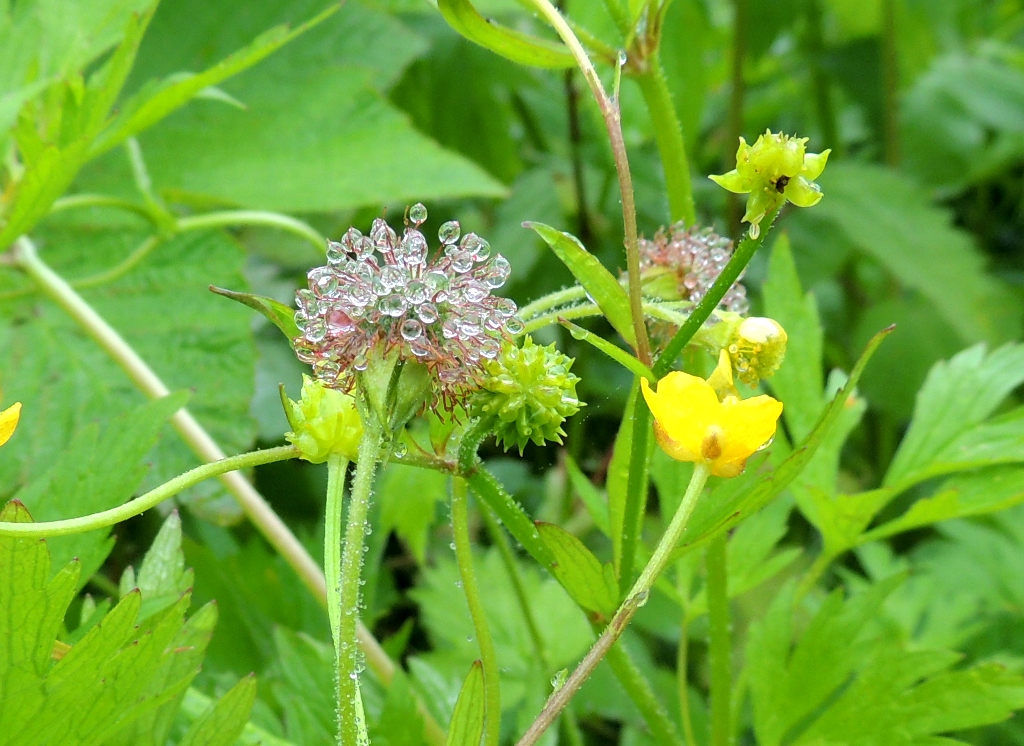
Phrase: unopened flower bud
[
  {"left": 728, "top": 317, "right": 788, "bottom": 386},
  {"left": 471, "top": 336, "right": 583, "bottom": 454},
  {"left": 283, "top": 376, "right": 363, "bottom": 463}
]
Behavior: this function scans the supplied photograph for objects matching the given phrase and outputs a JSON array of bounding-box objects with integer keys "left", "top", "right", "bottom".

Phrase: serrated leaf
[
  {"left": 210, "top": 286, "right": 300, "bottom": 344},
  {"left": 813, "top": 164, "right": 1022, "bottom": 345},
  {"left": 369, "top": 668, "right": 426, "bottom": 746},
  {"left": 271, "top": 628, "right": 336, "bottom": 744},
  {"left": 536, "top": 522, "right": 617, "bottom": 618},
  {"left": 178, "top": 687, "right": 296, "bottom": 746},
  {"left": 178, "top": 675, "right": 258, "bottom": 746},
  {"left": 445, "top": 662, "right": 485, "bottom": 746},
  {"left": 0, "top": 223, "right": 258, "bottom": 524},
  {"left": 526, "top": 222, "right": 637, "bottom": 348},
  {"left": 885, "top": 343, "right": 1024, "bottom": 490},
  {"left": 762, "top": 234, "right": 824, "bottom": 441},
  {"left": 379, "top": 463, "right": 448, "bottom": 565},
  {"left": 124, "top": 511, "right": 194, "bottom": 621},
  {"left": 437, "top": 0, "right": 574, "bottom": 69},
  {"left": 11, "top": 394, "right": 187, "bottom": 588}
]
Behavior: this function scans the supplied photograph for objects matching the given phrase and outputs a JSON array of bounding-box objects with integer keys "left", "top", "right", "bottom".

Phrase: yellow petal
[
  {"left": 801, "top": 149, "right": 831, "bottom": 180},
  {"left": 0, "top": 402, "right": 22, "bottom": 447},
  {"left": 641, "top": 374, "right": 719, "bottom": 460},
  {"left": 717, "top": 395, "right": 783, "bottom": 467},
  {"left": 708, "top": 170, "right": 750, "bottom": 195}
]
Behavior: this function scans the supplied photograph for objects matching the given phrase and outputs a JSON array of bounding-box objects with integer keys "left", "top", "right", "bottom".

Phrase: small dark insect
[{"left": 774, "top": 174, "right": 791, "bottom": 193}]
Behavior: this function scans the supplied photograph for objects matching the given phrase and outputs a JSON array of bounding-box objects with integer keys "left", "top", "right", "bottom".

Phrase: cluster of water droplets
[
  {"left": 293, "top": 204, "right": 522, "bottom": 406},
  {"left": 638, "top": 222, "right": 749, "bottom": 314}
]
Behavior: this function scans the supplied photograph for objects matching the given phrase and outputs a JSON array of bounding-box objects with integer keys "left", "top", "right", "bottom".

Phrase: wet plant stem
[
  {"left": 528, "top": 0, "right": 652, "bottom": 365},
  {"left": 517, "top": 462, "right": 711, "bottom": 745},
  {"left": 325, "top": 454, "right": 349, "bottom": 702},
  {"left": 634, "top": 59, "right": 696, "bottom": 225},
  {"left": 0, "top": 446, "right": 299, "bottom": 536},
  {"left": 676, "top": 562, "right": 698, "bottom": 746},
  {"left": 337, "top": 419, "right": 384, "bottom": 745},
  {"left": 452, "top": 477, "right": 502, "bottom": 746},
  {"left": 707, "top": 534, "right": 732, "bottom": 746}
]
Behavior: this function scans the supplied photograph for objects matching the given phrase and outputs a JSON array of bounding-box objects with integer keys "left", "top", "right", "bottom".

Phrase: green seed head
[
  {"left": 283, "top": 375, "right": 364, "bottom": 463},
  {"left": 472, "top": 336, "right": 583, "bottom": 454}
]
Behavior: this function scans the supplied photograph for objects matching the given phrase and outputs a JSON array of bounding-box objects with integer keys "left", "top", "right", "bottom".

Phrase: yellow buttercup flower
[
  {"left": 641, "top": 370, "right": 782, "bottom": 478},
  {"left": 710, "top": 130, "right": 830, "bottom": 238},
  {"left": 0, "top": 402, "right": 22, "bottom": 447}
]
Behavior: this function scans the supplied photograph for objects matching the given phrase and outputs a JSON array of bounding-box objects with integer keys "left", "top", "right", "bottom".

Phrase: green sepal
[
  {"left": 437, "top": 0, "right": 574, "bottom": 69},
  {"left": 210, "top": 286, "right": 300, "bottom": 343},
  {"left": 357, "top": 350, "right": 432, "bottom": 435}
]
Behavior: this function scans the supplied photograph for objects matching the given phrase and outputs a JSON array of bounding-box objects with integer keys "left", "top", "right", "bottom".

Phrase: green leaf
[
  {"left": 11, "top": 394, "right": 187, "bottom": 588},
  {"left": 369, "top": 668, "right": 426, "bottom": 746},
  {"left": 813, "top": 164, "right": 1023, "bottom": 345},
  {"left": 120, "top": 511, "right": 194, "bottom": 621},
  {"left": 526, "top": 222, "right": 637, "bottom": 348},
  {"left": 178, "top": 676, "right": 258, "bottom": 746},
  {"left": 565, "top": 455, "right": 610, "bottom": 537},
  {"left": 378, "top": 462, "right": 449, "bottom": 565},
  {"left": 436, "top": 0, "right": 574, "bottom": 69},
  {"left": 0, "top": 502, "right": 219, "bottom": 745},
  {"left": 465, "top": 468, "right": 555, "bottom": 570},
  {"left": 762, "top": 233, "right": 824, "bottom": 441},
  {"left": 178, "top": 687, "right": 296, "bottom": 746},
  {"left": 863, "top": 466, "right": 1024, "bottom": 543},
  {"left": 0, "top": 222, "right": 258, "bottom": 524},
  {"left": 536, "top": 522, "right": 618, "bottom": 618},
  {"left": 560, "top": 318, "right": 654, "bottom": 381},
  {"left": 445, "top": 662, "right": 485, "bottom": 746},
  {"left": 885, "top": 343, "right": 1024, "bottom": 490},
  {"left": 210, "top": 286, "right": 301, "bottom": 344},
  {"left": 271, "top": 629, "right": 336, "bottom": 744},
  {"left": 89, "top": 5, "right": 340, "bottom": 156}
]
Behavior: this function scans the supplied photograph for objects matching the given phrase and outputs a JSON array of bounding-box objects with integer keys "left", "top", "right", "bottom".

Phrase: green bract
[
  {"left": 472, "top": 336, "right": 583, "bottom": 454},
  {"left": 283, "top": 376, "right": 363, "bottom": 463},
  {"left": 710, "top": 130, "right": 830, "bottom": 237}
]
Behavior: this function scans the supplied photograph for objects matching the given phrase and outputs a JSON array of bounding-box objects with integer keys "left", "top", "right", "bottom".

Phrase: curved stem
[
  {"left": 177, "top": 210, "right": 326, "bottom": 251},
  {"left": 338, "top": 418, "right": 384, "bottom": 745},
  {"left": 707, "top": 534, "right": 731, "bottom": 746},
  {"left": 516, "top": 462, "right": 711, "bottom": 745},
  {"left": 0, "top": 445, "right": 298, "bottom": 536},
  {"left": 528, "top": 0, "right": 652, "bottom": 365},
  {"left": 73, "top": 235, "right": 163, "bottom": 289},
  {"left": 633, "top": 59, "right": 696, "bottom": 225},
  {"left": 11, "top": 235, "right": 447, "bottom": 746},
  {"left": 452, "top": 477, "right": 502, "bottom": 746},
  {"left": 50, "top": 194, "right": 154, "bottom": 221}
]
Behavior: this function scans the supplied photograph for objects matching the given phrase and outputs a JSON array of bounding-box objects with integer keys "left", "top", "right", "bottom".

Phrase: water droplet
[
  {"left": 401, "top": 229, "right": 429, "bottom": 265},
  {"left": 618, "top": 50, "right": 628, "bottom": 67},
  {"left": 496, "top": 298, "right": 517, "bottom": 317},
  {"left": 371, "top": 218, "right": 398, "bottom": 248},
  {"left": 327, "top": 240, "right": 346, "bottom": 265},
  {"left": 327, "top": 307, "right": 355, "bottom": 333},
  {"left": 462, "top": 281, "right": 488, "bottom": 303},
  {"left": 304, "top": 318, "right": 327, "bottom": 343},
  {"left": 401, "top": 318, "right": 423, "bottom": 340},
  {"left": 461, "top": 233, "right": 491, "bottom": 261},
  {"left": 380, "top": 264, "right": 408, "bottom": 289},
  {"left": 417, "top": 303, "right": 439, "bottom": 324},
  {"left": 424, "top": 269, "right": 449, "bottom": 292},
  {"left": 480, "top": 337, "right": 501, "bottom": 359},
  {"left": 410, "top": 338, "right": 431, "bottom": 357},
  {"left": 505, "top": 317, "right": 525, "bottom": 335},
  {"left": 353, "top": 352, "right": 369, "bottom": 371},
  {"left": 439, "top": 220, "right": 461, "bottom": 244},
  {"left": 451, "top": 251, "right": 474, "bottom": 273},
  {"left": 408, "top": 203, "right": 428, "bottom": 225},
  {"left": 342, "top": 227, "right": 363, "bottom": 252},
  {"left": 379, "top": 294, "right": 408, "bottom": 317},
  {"left": 405, "top": 280, "right": 430, "bottom": 305},
  {"left": 354, "top": 236, "right": 375, "bottom": 260}
]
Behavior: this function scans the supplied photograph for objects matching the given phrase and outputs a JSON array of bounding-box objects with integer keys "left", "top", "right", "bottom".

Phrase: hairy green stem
[
  {"left": 528, "top": 0, "right": 652, "bottom": 364},
  {"left": 707, "top": 534, "right": 731, "bottom": 746},
  {"left": 325, "top": 454, "right": 349, "bottom": 670},
  {"left": 634, "top": 61, "right": 696, "bottom": 225},
  {"left": 653, "top": 208, "right": 778, "bottom": 377},
  {"left": 517, "top": 462, "right": 711, "bottom": 745},
  {"left": 452, "top": 477, "right": 502, "bottom": 746},
  {"left": 338, "top": 419, "right": 384, "bottom": 745},
  {"left": 518, "top": 285, "right": 589, "bottom": 321},
  {"left": 676, "top": 562, "right": 697, "bottom": 746},
  {"left": 176, "top": 210, "right": 326, "bottom": 250},
  {"left": 11, "top": 235, "right": 446, "bottom": 746},
  {"left": 605, "top": 645, "right": 685, "bottom": 746},
  {"left": 0, "top": 446, "right": 298, "bottom": 536}
]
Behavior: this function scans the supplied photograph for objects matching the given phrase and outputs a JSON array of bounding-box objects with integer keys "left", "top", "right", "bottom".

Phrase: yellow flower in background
[
  {"left": 641, "top": 370, "right": 782, "bottom": 478},
  {"left": 710, "top": 130, "right": 830, "bottom": 238},
  {"left": 0, "top": 402, "right": 22, "bottom": 447}
]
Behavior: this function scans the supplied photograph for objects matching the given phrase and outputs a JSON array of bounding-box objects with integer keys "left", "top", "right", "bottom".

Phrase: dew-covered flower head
[
  {"left": 293, "top": 204, "right": 523, "bottom": 409},
  {"left": 710, "top": 130, "right": 830, "bottom": 238},
  {"left": 637, "top": 223, "right": 748, "bottom": 314}
]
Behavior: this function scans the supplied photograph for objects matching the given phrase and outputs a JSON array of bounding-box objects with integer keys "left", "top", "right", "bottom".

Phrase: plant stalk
[
  {"left": 452, "top": 477, "right": 502, "bottom": 746},
  {"left": 337, "top": 418, "right": 384, "bottom": 745},
  {"left": 325, "top": 454, "right": 349, "bottom": 678},
  {"left": 516, "top": 462, "right": 711, "bottom": 745},
  {"left": 707, "top": 534, "right": 732, "bottom": 746},
  {"left": 528, "top": 0, "right": 652, "bottom": 365}
]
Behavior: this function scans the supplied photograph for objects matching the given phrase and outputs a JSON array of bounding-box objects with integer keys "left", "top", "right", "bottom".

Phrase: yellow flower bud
[
  {"left": 283, "top": 376, "right": 363, "bottom": 463},
  {"left": 728, "top": 317, "right": 788, "bottom": 386},
  {"left": 710, "top": 130, "right": 830, "bottom": 238}
]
